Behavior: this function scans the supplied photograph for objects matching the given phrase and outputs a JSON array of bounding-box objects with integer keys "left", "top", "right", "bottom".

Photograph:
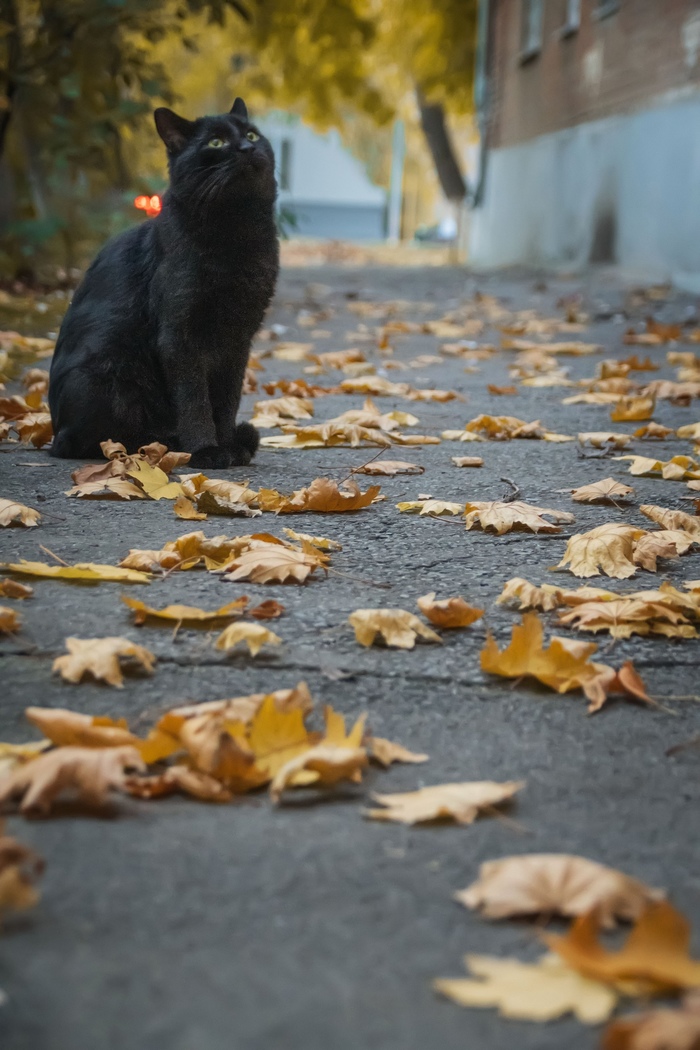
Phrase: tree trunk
[
  {"left": 0, "top": 0, "right": 21, "bottom": 160},
  {"left": 415, "top": 86, "right": 467, "bottom": 203}
]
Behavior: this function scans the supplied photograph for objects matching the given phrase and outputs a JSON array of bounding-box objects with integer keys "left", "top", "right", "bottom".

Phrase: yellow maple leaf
[
  {"left": 368, "top": 737, "right": 429, "bottom": 767},
  {"left": 269, "top": 745, "right": 368, "bottom": 802},
  {"left": 434, "top": 953, "right": 617, "bottom": 1023},
  {"left": 24, "top": 707, "right": 136, "bottom": 748},
  {"left": 247, "top": 694, "right": 319, "bottom": 779},
  {"left": 215, "top": 622, "right": 282, "bottom": 656},
  {"left": 122, "top": 595, "right": 247, "bottom": 626},
  {"left": 125, "top": 460, "right": 184, "bottom": 500},
  {"left": 258, "top": 477, "right": 380, "bottom": 513},
  {"left": 348, "top": 608, "right": 442, "bottom": 648},
  {"left": 53, "top": 637, "right": 156, "bottom": 687},
  {"left": 640, "top": 503, "right": 700, "bottom": 540},
  {"left": 464, "top": 500, "right": 574, "bottom": 534},
  {"left": 571, "top": 479, "right": 635, "bottom": 503},
  {"left": 480, "top": 611, "right": 602, "bottom": 693},
  {"left": 610, "top": 396, "right": 655, "bottom": 421},
  {"left": 1, "top": 560, "right": 151, "bottom": 583},
  {"left": 366, "top": 780, "right": 524, "bottom": 825},
  {"left": 222, "top": 542, "right": 326, "bottom": 584},
  {"left": 0, "top": 499, "right": 40, "bottom": 527},
  {"left": 397, "top": 499, "right": 464, "bottom": 516},
  {"left": 416, "top": 592, "right": 484, "bottom": 628},
  {"left": 0, "top": 605, "right": 20, "bottom": 633},
  {"left": 0, "top": 745, "right": 144, "bottom": 815},
  {"left": 556, "top": 524, "right": 648, "bottom": 578}
]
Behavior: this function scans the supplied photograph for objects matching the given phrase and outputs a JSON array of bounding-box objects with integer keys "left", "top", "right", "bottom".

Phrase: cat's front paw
[{"left": 189, "top": 445, "right": 232, "bottom": 469}]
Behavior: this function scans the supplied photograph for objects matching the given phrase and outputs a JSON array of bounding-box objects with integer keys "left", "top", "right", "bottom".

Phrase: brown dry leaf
[
  {"left": 368, "top": 737, "right": 429, "bottom": 767},
  {"left": 0, "top": 826, "right": 44, "bottom": 915},
  {"left": 0, "top": 605, "right": 20, "bottom": 633},
  {"left": 547, "top": 901, "right": 700, "bottom": 995},
  {"left": 270, "top": 744, "right": 368, "bottom": 802},
  {"left": 434, "top": 953, "right": 618, "bottom": 1023},
  {"left": 348, "top": 608, "right": 442, "bottom": 649},
  {"left": 602, "top": 995, "right": 700, "bottom": 1050},
  {"left": 248, "top": 599, "right": 285, "bottom": 620},
  {"left": 1, "top": 560, "right": 151, "bottom": 583},
  {"left": 280, "top": 528, "right": 342, "bottom": 551},
  {"left": 571, "top": 479, "right": 635, "bottom": 503},
  {"left": 270, "top": 341, "right": 315, "bottom": 361},
  {"left": 457, "top": 854, "right": 663, "bottom": 927},
  {"left": 14, "top": 412, "right": 53, "bottom": 447},
  {"left": 617, "top": 455, "right": 700, "bottom": 481},
  {"left": 262, "top": 378, "right": 338, "bottom": 398},
  {"left": 261, "top": 422, "right": 391, "bottom": 450},
  {"left": 635, "top": 422, "right": 674, "bottom": 440},
  {"left": 640, "top": 504, "right": 700, "bottom": 540},
  {"left": 564, "top": 392, "right": 623, "bottom": 406},
  {"left": 497, "top": 577, "right": 569, "bottom": 612},
  {"left": 179, "top": 474, "right": 258, "bottom": 507},
  {"left": 0, "top": 499, "right": 40, "bottom": 527},
  {"left": 365, "top": 780, "right": 524, "bottom": 825},
  {"left": 353, "top": 460, "right": 424, "bottom": 476},
  {"left": 643, "top": 380, "right": 700, "bottom": 404},
  {"left": 25, "top": 707, "right": 136, "bottom": 748},
  {"left": 452, "top": 456, "right": 484, "bottom": 467},
  {"left": 487, "top": 384, "right": 518, "bottom": 396},
  {"left": 459, "top": 414, "right": 572, "bottom": 441},
  {"left": 173, "top": 494, "right": 207, "bottom": 520},
  {"left": 677, "top": 422, "right": 700, "bottom": 441},
  {"left": 557, "top": 523, "right": 648, "bottom": 578},
  {"left": 125, "top": 764, "right": 233, "bottom": 803},
  {"left": 65, "top": 477, "right": 148, "bottom": 501},
  {"left": 0, "top": 745, "right": 144, "bottom": 815},
  {"left": 579, "top": 432, "right": 632, "bottom": 449},
  {"left": 0, "top": 580, "right": 32, "bottom": 599},
  {"left": 253, "top": 395, "right": 314, "bottom": 421},
  {"left": 417, "top": 592, "right": 484, "bottom": 628},
  {"left": 258, "top": 477, "right": 380, "bottom": 513},
  {"left": 480, "top": 611, "right": 604, "bottom": 695},
  {"left": 215, "top": 622, "right": 282, "bottom": 656},
  {"left": 222, "top": 542, "right": 326, "bottom": 585},
  {"left": 465, "top": 500, "right": 574, "bottom": 535},
  {"left": 178, "top": 714, "right": 266, "bottom": 792},
  {"left": 633, "top": 531, "right": 694, "bottom": 572},
  {"left": 558, "top": 598, "right": 696, "bottom": 639},
  {"left": 52, "top": 637, "right": 156, "bottom": 687},
  {"left": 610, "top": 397, "right": 655, "bottom": 422},
  {"left": 397, "top": 499, "right": 464, "bottom": 516},
  {"left": 122, "top": 595, "right": 247, "bottom": 626}
]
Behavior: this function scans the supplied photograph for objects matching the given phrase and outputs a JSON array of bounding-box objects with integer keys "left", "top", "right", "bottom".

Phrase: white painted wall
[
  {"left": 257, "top": 116, "right": 386, "bottom": 207},
  {"left": 470, "top": 89, "right": 700, "bottom": 286}
]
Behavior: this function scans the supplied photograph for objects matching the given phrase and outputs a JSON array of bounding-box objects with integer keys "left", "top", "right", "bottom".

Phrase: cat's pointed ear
[
  {"left": 230, "top": 97, "right": 248, "bottom": 120},
  {"left": 154, "top": 108, "right": 195, "bottom": 154}
]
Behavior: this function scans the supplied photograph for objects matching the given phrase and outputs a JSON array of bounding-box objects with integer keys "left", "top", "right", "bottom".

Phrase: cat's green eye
[
  {"left": 207, "top": 137, "right": 225, "bottom": 149},
  {"left": 246, "top": 131, "right": 259, "bottom": 142}
]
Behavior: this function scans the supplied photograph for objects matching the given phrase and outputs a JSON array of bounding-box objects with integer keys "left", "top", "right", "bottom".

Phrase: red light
[{"left": 134, "top": 194, "right": 162, "bottom": 217}]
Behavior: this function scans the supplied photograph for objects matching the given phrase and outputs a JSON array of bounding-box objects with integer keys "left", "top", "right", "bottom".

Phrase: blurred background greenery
[{"left": 0, "top": 0, "right": 475, "bottom": 282}]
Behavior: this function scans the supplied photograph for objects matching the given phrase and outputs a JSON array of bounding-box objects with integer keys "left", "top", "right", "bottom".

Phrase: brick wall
[{"left": 489, "top": 0, "right": 700, "bottom": 149}]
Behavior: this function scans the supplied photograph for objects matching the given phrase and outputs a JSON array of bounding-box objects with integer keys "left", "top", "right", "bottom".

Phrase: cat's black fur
[{"left": 49, "top": 98, "right": 279, "bottom": 468}]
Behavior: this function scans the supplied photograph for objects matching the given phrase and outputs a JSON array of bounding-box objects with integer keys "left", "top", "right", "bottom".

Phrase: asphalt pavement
[{"left": 1, "top": 264, "right": 700, "bottom": 1050}]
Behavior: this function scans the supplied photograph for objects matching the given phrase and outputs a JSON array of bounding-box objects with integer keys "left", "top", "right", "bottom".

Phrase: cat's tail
[{"left": 230, "top": 421, "right": 260, "bottom": 465}]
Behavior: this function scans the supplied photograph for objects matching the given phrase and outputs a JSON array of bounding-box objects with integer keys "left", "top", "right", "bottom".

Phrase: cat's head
[{"left": 154, "top": 98, "right": 277, "bottom": 207}]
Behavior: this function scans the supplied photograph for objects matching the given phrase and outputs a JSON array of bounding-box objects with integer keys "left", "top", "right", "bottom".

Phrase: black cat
[{"left": 49, "top": 98, "right": 279, "bottom": 468}]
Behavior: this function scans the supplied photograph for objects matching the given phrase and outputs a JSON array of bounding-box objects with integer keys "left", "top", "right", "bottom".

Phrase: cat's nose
[{"left": 239, "top": 140, "right": 254, "bottom": 153}]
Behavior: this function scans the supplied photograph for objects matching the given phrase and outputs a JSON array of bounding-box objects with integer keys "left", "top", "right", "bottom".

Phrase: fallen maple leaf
[
  {"left": 365, "top": 780, "right": 524, "bottom": 825},
  {"left": 247, "top": 694, "right": 319, "bottom": 779},
  {"left": 640, "top": 504, "right": 700, "bottom": 540},
  {"left": 602, "top": 994, "right": 700, "bottom": 1050},
  {"left": 258, "top": 477, "right": 380, "bottom": 513},
  {"left": 451, "top": 456, "right": 484, "bottom": 467},
  {"left": 0, "top": 745, "right": 144, "bottom": 815},
  {"left": 280, "top": 528, "right": 342, "bottom": 551},
  {"left": 14, "top": 412, "right": 53, "bottom": 447},
  {"left": 178, "top": 713, "right": 265, "bottom": 792},
  {"left": 635, "top": 422, "right": 674, "bottom": 439},
  {"left": 0, "top": 825, "right": 44, "bottom": 915},
  {"left": 368, "top": 737, "right": 429, "bottom": 767},
  {"left": 215, "top": 622, "right": 282, "bottom": 656},
  {"left": 52, "top": 637, "right": 156, "bottom": 687},
  {"left": 0, "top": 499, "right": 40, "bottom": 527},
  {"left": 173, "top": 494, "right": 207, "bottom": 520},
  {"left": 456, "top": 854, "right": 663, "bottom": 927},
  {"left": 122, "top": 595, "right": 247, "bottom": 626},
  {"left": 222, "top": 542, "right": 326, "bottom": 585},
  {"left": 556, "top": 523, "right": 648, "bottom": 578},
  {"left": 397, "top": 499, "right": 464, "bottom": 516},
  {"left": 0, "top": 579, "right": 32, "bottom": 599},
  {"left": 571, "top": 479, "right": 635, "bottom": 503},
  {"left": 547, "top": 901, "right": 700, "bottom": 995},
  {"left": 417, "top": 592, "right": 484, "bottom": 628},
  {"left": 125, "top": 764, "right": 233, "bottom": 803},
  {"left": 465, "top": 500, "right": 574, "bottom": 535},
  {"left": 353, "top": 459, "right": 424, "bottom": 476},
  {"left": 0, "top": 560, "right": 151, "bottom": 583},
  {"left": 497, "top": 577, "right": 569, "bottom": 612},
  {"left": 65, "top": 477, "right": 147, "bottom": 500},
  {"left": 25, "top": 707, "right": 136, "bottom": 748},
  {"left": 270, "top": 744, "right": 368, "bottom": 802},
  {"left": 261, "top": 422, "right": 392, "bottom": 449},
  {"left": 558, "top": 598, "right": 696, "bottom": 639},
  {"left": 348, "top": 608, "right": 442, "bottom": 648},
  {"left": 487, "top": 384, "right": 518, "bottom": 395},
  {"left": 578, "top": 432, "right": 632, "bottom": 449},
  {"left": 0, "top": 605, "right": 20, "bottom": 633},
  {"left": 610, "top": 396, "right": 655, "bottom": 421},
  {"left": 617, "top": 455, "right": 700, "bottom": 481},
  {"left": 249, "top": 599, "right": 285, "bottom": 620},
  {"left": 434, "top": 953, "right": 617, "bottom": 1023}
]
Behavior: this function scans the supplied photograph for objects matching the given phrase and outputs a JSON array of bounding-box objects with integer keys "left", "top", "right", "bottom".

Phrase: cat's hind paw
[
  {"left": 189, "top": 445, "right": 232, "bottom": 469},
  {"left": 227, "top": 422, "right": 259, "bottom": 466}
]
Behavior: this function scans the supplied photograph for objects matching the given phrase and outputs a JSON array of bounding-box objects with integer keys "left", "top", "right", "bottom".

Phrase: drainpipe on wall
[{"left": 471, "top": 0, "right": 491, "bottom": 208}]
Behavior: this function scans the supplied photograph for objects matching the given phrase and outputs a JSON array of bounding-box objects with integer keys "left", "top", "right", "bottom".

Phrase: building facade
[
  {"left": 257, "top": 114, "right": 388, "bottom": 241},
  {"left": 471, "top": 0, "right": 700, "bottom": 284}
]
